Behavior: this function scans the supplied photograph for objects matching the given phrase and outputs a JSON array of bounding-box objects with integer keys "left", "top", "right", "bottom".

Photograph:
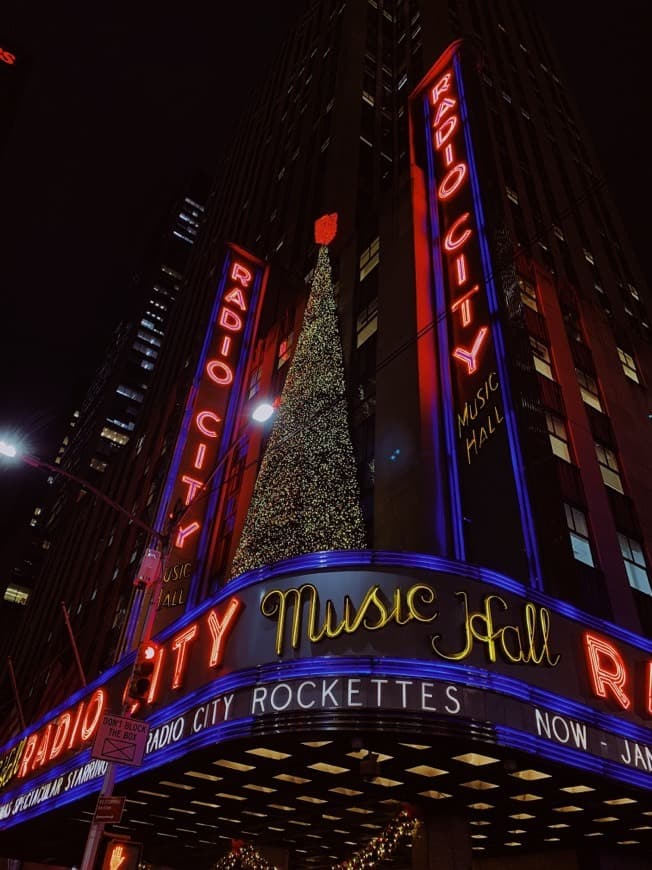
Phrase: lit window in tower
[
  {"left": 564, "top": 503, "right": 595, "bottom": 567},
  {"left": 359, "top": 237, "right": 380, "bottom": 281},
  {"left": 576, "top": 369, "right": 603, "bottom": 412},
  {"left": 545, "top": 413, "right": 571, "bottom": 463},
  {"left": 617, "top": 347, "right": 640, "bottom": 384},
  {"left": 594, "top": 443, "right": 624, "bottom": 494},
  {"left": 618, "top": 533, "right": 652, "bottom": 595},
  {"left": 530, "top": 337, "right": 554, "bottom": 380}
]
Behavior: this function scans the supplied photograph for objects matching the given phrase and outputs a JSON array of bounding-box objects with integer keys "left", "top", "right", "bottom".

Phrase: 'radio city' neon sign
[
  {"left": 584, "top": 632, "right": 652, "bottom": 716},
  {"left": 429, "top": 66, "right": 488, "bottom": 376}
]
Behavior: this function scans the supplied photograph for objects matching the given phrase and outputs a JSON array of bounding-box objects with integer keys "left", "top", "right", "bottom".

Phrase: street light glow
[
  {"left": 0, "top": 440, "right": 17, "bottom": 458},
  {"left": 251, "top": 401, "right": 276, "bottom": 423}
]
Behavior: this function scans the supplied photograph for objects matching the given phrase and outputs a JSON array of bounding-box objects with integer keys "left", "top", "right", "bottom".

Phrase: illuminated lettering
[
  {"left": 231, "top": 262, "right": 252, "bottom": 286},
  {"left": 206, "top": 359, "right": 233, "bottom": 385},
  {"left": 17, "top": 735, "right": 38, "bottom": 779},
  {"left": 443, "top": 212, "right": 472, "bottom": 252},
  {"left": 193, "top": 443, "right": 206, "bottom": 470},
  {"left": 180, "top": 474, "right": 203, "bottom": 505},
  {"left": 207, "top": 598, "right": 243, "bottom": 668},
  {"left": 438, "top": 162, "right": 467, "bottom": 200},
  {"left": 647, "top": 662, "right": 652, "bottom": 716},
  {"left": 451, "top": 285, "right": 480, "bottom": 327},
  {"left": 430, "top": 72, "right": 452, "bottom": 107},
  {"left": 452, "top": 326, "right": 489, "bottom": 374},
  {"left": 49, "top": 714, "right": 71, "bottom": 762},
  {"left": 175, "top": 521, "right": 200, "bottom": 549},
  {"left": 455, "top": 254, "right": 467, "bottom": 285},
  {"left": 431, "top": 592, "right": 559, "bottom": 667},
  {"left": 171, "top": 624, "right": 199, "bottom": 689},
  {"left": 433, "top": 95, "right": 456, "bottom": 126},
  {"left": 32, "top": 726, "right": 52, "bottom": 771},
  {"left": 435, "top": 114, "right": 458, "bottom": 149},
  {"left": 195, "top": 411, "right": 221, "bottom": 437},
  {"left": 218, "top": 308, "right": 243, "bottom": 332},
  {"left": 80, "top": 690, "right": 106, "bottom": 742},
  {"left": 223, "top": 287, "right": 248, "bottom": 311},
  {"left": 584, "top": 633, "right": 631, "bottom": 710},
  {"left": 220, "top": 335, "right": 232, "bottom": 356}
]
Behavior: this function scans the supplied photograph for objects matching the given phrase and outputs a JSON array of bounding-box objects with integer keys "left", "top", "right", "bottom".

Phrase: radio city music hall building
[{"left": 1, "top": 2, "right": 652, "bottom": 868}]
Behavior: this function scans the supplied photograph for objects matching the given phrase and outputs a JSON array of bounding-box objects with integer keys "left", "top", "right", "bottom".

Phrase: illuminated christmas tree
[{"left": 230, "top": 214, "right": 366, "bottom": 577}]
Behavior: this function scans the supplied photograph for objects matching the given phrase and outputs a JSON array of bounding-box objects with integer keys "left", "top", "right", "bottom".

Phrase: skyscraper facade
[{"left": 1, "top": 2, "right": 651, "bottom": 868}]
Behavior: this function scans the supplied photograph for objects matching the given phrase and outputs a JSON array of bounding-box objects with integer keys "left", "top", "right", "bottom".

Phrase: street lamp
[{"left": 1, "top": 398, "right": 276, "bottom": 869}]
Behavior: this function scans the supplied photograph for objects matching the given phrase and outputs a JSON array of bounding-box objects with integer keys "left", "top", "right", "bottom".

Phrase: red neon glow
[
  {"left": 438, "top": 162, "right": 467, "bottom": 200},
  {"left": 647, "top": 662, "right": 652, "bottom": 716},
  {"left": 0, "top": 48, "right": 16, "bottom": 65},
  {"left": 49, "top": 712, "right": 71, "bottom": 761},
  {"left": 175, "top": 521, "right": 201, "bottom": 549},
  {"left": 171, "top": 624, "right": 199, "bottom": 689},
  {"left": 145, "top": 645, "right": 164, "bottom": 704},
  {"left": 207, "top": 598, "right": 243, "bottom": 668},
  {"left": 314, "top": 212, "right": 338, "bottom": 245},
  {"left": 430, "top": 72, "right": 452, "bottom": 107},
  {"left": 443, "top": 144, "right": 454, "bottom": 168},
  {"left": 193, "top": 443, "right": 207, "bottom": 470},
  {"left": 455, "top": 254, "right": 468, "bottom": 286},
  {"left": 223, "top": 286, "right": 248, "bottom": 311},
  {"left": 434, "top": 114, "right": 458, "bottom": 149},
  {"left": 18, "top": 735, "right": 37, "bottom": 778},
  {"left": 231, "top": 262, "right": 252, "bottom": 287},
  {"left": 451, "top": 285, "right": 480, "bottom": 327},
  {"left": 196, "top": 410, "right": 221, "bottom": 438},
  {"left": 68, "top": 701, "right": 85, "bottom": 750},
  {"left": 220, "top": 335, "right": 232, "bottom": 357},
  {"left": 33, "top": 725, "right": 52, "bottom": 770},
  {"left": 443, "top": 213, "right": 472, "bottom": 252},
  {"left": 433, "top": 96, "right": 456, "bottom": 127},
  {"left": 583, "top": 633, "right": 631, "bottom": 710},
  {"left": 452, "top": 327, "right": 489, "bottom": 374},
  {"left": 206, "top": 359, "right": 234, "bottom": 386},
  {"left": 181, "top": 474, "right": 203, "bottom": 505},
  {"left": 219, "top": 308, "right": 243, "bottom": 332},
  {"left": 80, "top": 689, "right": 107, "bottom": 741}
]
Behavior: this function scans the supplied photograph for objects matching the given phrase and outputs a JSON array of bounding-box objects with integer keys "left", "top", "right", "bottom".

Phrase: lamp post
[{"left": 1, "top": 399, "right": 276, "bottom": 869}]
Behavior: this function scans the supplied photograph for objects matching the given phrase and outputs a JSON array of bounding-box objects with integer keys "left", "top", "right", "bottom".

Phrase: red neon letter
[
  {"left": 430, "top": 72, "right": 452, "bottom": 107},
  {"left": 207, "top": 598, "right": 243, "bottom": 669},
  {"left": 455, "top": 254, "right": 468, "bottom": 286},
  {"left": 433, "top": 96, "right": 457, "bottom": 127},
  {"left": 438, "top": 163, "right": 467, "bottom": 200},
  {"left": 32, "top": 725, "right": 52, "bottom": 771},
  {"left": 49, "top": 712, "right": 72, "bottom": 761},
  {"left": 434, "top": 114, "right": 458, "bottom": 149},
  {"left": 647, "top": 661, "right": 652, "bottom": 716},
  {"left": 175, "top": 521, "right": 200, "bottom": 549},
  {"left": 583, "top": 633, "right": 631, "bottom": 710},
  {"left": 196, "top": 410, "right": 221, "bottom": 438},
  {"left": 193, "top": 443, "right": 207, "bottom": 470},
  {"left": 18, "top": 734, "right": 38, "bottom": 779},
  {"left": 231, "top": 262, "right": 252, "bottom": 287},
  {"left": 219, "top": 307, "right": 243, "bottom": 332},
  {"left": 181, "top": 474, "right": 203, "bottom": 506},
  {"left": 67, "top": 701, "right": 85, "bottom": 749},
  {"left": 223, "top": 287, "right": 248, "bottom": 311},
  {"left": 443, "top": 212, "right": 472, "bottom": 253},
  {"left": 171, "top": 624, "right": 199, "bottom": 689},
  {"left": 206, "top": 360, "right": 233, "bottom": 386},
  {"left": 80, "top": 690, "right": 106, "bottom": 741},
  {"left": 452, "top": 327, "right": 489, "bottom": 374},
  {"left": 451, "top": 285, "right": 480, "bottom": 327},
  {"left": 220, "top": 335, "right": 232, "bottom": 357}
]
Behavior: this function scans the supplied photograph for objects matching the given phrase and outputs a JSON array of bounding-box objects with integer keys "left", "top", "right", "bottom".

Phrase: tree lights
[{"left": 230, "top": 221, "right": 366, "bottom": 577}]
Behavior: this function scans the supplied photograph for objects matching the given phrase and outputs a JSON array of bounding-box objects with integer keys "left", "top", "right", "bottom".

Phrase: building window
[
  {"left": 617, "top": 347, "right": 640, "bottom": 384},
  {"left": 100, "top": 426, "right": 130, "bottom": 446},
  {"left": 530, "top": 337, "right": 554, "bottom": 380},
  {"left": 356, "top": 298, "right": 378, "bottom": 348},
  {"left": 278, "top": 332, "right": 294, "bottom": 368},
  {"left": 3, "top": 584, "right": 30, "bottom": 606},
  {"left": 618, "top": 533, "right": 652, "bottom": 595},
  {"left": 248, "top": 364, "right": 262, "bottom": 398},
  {"left": 518, "top": 277, "right": 538, "bottom": 311},
  {"left": 564, "top": 503, "right": 594, "bottom": 567},
  {"left": 116, "top": 384, "right": 144, "bottom": 402},
  {"left": 90, "top": 458, "right": 107, "bottom": 472},
  {"left": 359, "top": 237, "right": 380, "bottom": 281},
  {"left": 594, "top": 443, "right": 624, "bottom": 493},
  {"left": 545, "top": 412, "right": 571, "bottom": 462},
  {"left": 576, "top": 369, "right": 603, "bottom": 412}
]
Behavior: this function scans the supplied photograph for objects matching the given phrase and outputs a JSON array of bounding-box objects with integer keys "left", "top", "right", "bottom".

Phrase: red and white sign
[{"left": 91, "top": 714, "right": 149, "bottom": 767}]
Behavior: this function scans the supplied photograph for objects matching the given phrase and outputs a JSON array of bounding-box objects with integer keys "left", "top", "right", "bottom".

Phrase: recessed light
[
  {"left": 330, "top": 787, "right": 362, "bottom": 797},
  {"left": 511, "top": 794, "right": 542, "bottom": 802},
  {"left": 548, "top": 823, "right": 570, "bottom": 829},
  {"left": 561, "top": 785, "right": 594, "bottom": 794},
  {"left": 508, "top": 830, "right": 526, "bottom": 834},
  {"left": 631, "top": 826, "right": 652, "bottom": 831},
  {"left": 131, "top": 819, "right": 155, "bottom": 826},
  {"left": 461, "top": 780, "right": 498, "bottom": 790},
  {"left": 348, "top": 807, "right": 373, "bottom": 814},
  {"left": 407, "top": 765, "right": 448, "bottom": 777},
  {"left": 468, "top": 803, "right": 494, "bottom": 810},
  {"left": 302, "top": 741, "right": 332, "bottom": 748},
  {"left": 347, "top": 750, "right": 393, "bottom": 762},
  {"left": 268, "top": 804, "right": 294, "bottom": 812},
  {"left": 471, "top": 834, "right": 488, "bottom": 840},
  {"left": 290, "top": 820, "right": 311, "bottom": 826},
  {"left": 214, "top": 760, "right": 255, "bottom": 771},
  {"left": 185, "top": 771, "right": 221, "bottom": 782},
  {"left": 308, "top": 762, "right": 349, "bottom": 774},
  {"left": 504, "top": 841, "right": 522, "bottom": 847},
  {"left": 157, "top": 832, "right": 178, "bottom": 838},
  {"left": 274, "top": 774, "right": 310, "bottom": 784},
  {"left": 604, "top": 798, "right": 636, "bottom": 805},
  {"left": 544, "top": 837, "right": 560, "bottom": 842},
  {"left": 617, "top": 840, "right": 639, "bottom": 845},
  {"left": 137, "top": 790, "right": 169, "bottom": 798},
  {"left": 297, "top": 796, "right": 327, "bottom": 804},
  {"left": 191, "top": 801, "right": 220, "bottom": 809},
  {"left": 160, "top": 781, "right": 194, "bottom": 790},
  {"left": 399, "top": 743, "right": 431, "bottom": 750},
  {"left": 370, "top": 776, "right": 403, "bottom": 787},
  {"left": 268, "top": 826, "right": 285, "bottom": 832},
  {"left": 470, "top": 821, "right": 490, "bottom": 826},
  {"left": 322, "top": 814, "right": 341, "bottom": 820},
  {"left": 584, "top": 832, "right": 604, "bottom": 837},
  {"left": 511, "top": 769, "right": 551, "bottom": 781},
  {"left": 453, "top": 753, "right": 499, "bottom": 766},
  {"left": 243, "top": 811, "right": 267, "bottom": 818},
  {"left": 509, "top": 813, "right": 534, "bottom": 820},
  {"left": 593, "top": 817, "right": 618, "bottom": 823},
  {"left": 216, "top": 793, "right": 246, "bottom": 801},
  {"left": 169, "top": 807, "right": 197, "bottom": 815},
  {"left": 419, "top": 790, "right": 452, "bottom": 800},
  {"left": 247, "top": 747, "right": 291, "bottom": 760},
  {"left": 553, "top": 806, "right": 583, "bottom": 813},
  {"left": 243, "top": 784, "right": 276, "bottom": 793}
]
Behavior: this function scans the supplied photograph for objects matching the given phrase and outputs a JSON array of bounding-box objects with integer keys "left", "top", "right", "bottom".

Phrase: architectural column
[{"left": 411, "top": 814, "right": 471, "bottom": 870}]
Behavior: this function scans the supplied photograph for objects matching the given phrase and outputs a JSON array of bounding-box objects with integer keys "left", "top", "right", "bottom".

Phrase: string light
[{"left": 230, "top": 242, "right": 366, "bottom": 578}]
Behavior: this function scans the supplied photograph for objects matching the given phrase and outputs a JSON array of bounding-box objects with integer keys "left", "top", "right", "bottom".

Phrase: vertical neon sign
[
  {"left": 151, "top": 245, "right": 268, "bottom": 633},
  {"left": 410, "top": 42, "right": 542, "bottom": 588}
]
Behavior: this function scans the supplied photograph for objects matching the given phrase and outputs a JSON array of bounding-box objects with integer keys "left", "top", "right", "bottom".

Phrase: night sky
[{"left": 0, "top": 2, "right": 649, "bottom": 536}]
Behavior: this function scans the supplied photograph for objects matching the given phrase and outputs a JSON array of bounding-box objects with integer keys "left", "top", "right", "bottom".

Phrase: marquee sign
[
  {"left": 409, "top": 43, "right": 541, "bottom": 586},
  {"left": 1, "top": 553, "right": 651, "bottom": 827},
  {"left": 151, "top": 245, "right": 268, "bottom": 631}
]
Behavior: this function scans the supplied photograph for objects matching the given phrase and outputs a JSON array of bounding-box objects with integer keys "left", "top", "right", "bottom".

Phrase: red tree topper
[{"left": 314, "top": 212, "right": 338, "bottom": 245}]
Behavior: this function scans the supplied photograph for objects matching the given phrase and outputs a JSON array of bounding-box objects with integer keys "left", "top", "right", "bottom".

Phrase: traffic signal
[{"left": 126, "top": 641, "right": 160, "bottom": 704}]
